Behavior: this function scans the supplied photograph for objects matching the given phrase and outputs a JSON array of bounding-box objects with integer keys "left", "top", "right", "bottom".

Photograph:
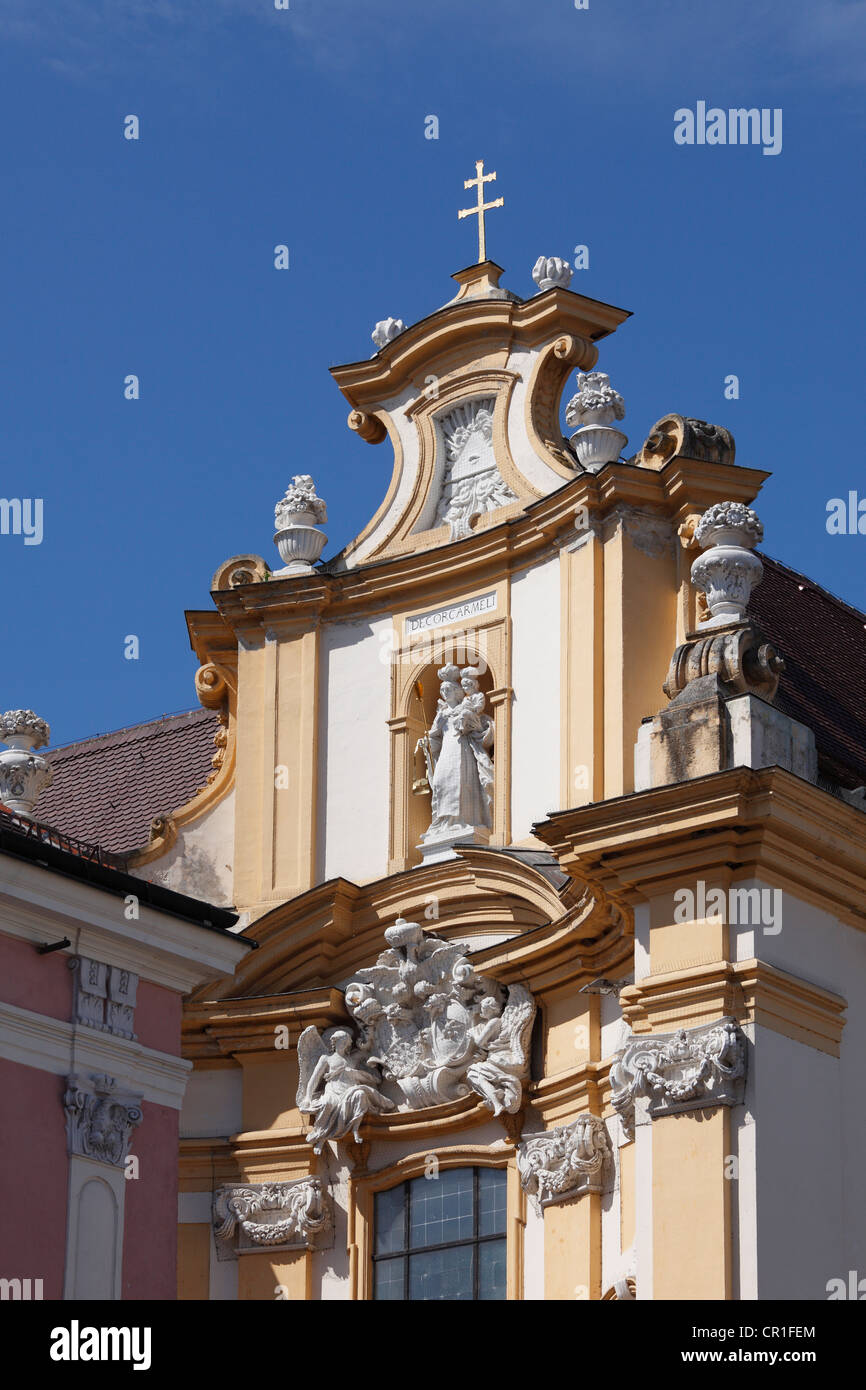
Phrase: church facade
[{"left": 17, "top": 224, "right": 866, "bottom": 1300}]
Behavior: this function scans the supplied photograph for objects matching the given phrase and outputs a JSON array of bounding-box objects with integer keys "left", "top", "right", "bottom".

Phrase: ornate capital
[
  {"left": 213, "top": 1178, "right": 332, "bottom": 1258},
  {"left": 611, "top": 1018, "right": 746, "bottom": 1134},
  {"left": 518, "top": 1113, "right": 611, "bottom": 1212},
  {"left": 64, "top": 1073, "right": 143, "bottom": 1167}
]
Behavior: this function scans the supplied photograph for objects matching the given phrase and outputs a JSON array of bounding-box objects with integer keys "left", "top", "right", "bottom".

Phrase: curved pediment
[{"left": 329, "top": 264, "right": 631, "bottom": 568}]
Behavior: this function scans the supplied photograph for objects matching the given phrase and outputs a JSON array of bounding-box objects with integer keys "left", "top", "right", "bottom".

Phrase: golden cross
[{"left": 458, "top": 159, "right": 504, "bottom": 264}]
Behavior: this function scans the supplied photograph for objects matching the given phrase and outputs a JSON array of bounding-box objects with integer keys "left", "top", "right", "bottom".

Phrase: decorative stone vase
[
  {"left": 0, "top": 709, "right": 53, "bottom": 817},
  {"left": 570, "top": 424, "right": 629, "bottom": 471},
  {"left": 691, "top": 502, "right": 764, "bottom": 628},
  {"left": 565, "top": 371, "right": 628, "bottom": 472},
  {"left": 273, "top": 523, "right": 328, "bottom": 576},
  {"left": 272, "top": 475, "right": 328, "bottom": 578},
  {"left": 371, "top": 317, "right": 406, "bottom": 352}
]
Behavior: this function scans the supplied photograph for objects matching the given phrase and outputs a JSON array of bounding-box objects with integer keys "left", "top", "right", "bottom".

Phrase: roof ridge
[
  {"left": 760, "top": 552, "right": 866, "bottom": 627},
  {"left": 47, "top": 706, "right": 215, "bottom": 756}
]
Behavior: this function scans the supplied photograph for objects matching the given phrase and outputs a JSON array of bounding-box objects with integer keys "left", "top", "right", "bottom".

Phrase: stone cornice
[
  {"left": 187, "top": 457, "right": 768, "bottom": 650},
  {"left": 329, "top": 289, "right": 631, "bottom": 410},
  {"left": 182, "top": 987, "right": 348, "bottom": 1059},
  {"left": 620, "top": 957, "right": 847, "bottom": 1057},
  {"left": 0, "top": 999, "right": 192, "bottom": 1109},
  {"left": 535, "top": 766, "right": 866, "bottom": 931},
  {"left": 184, "top": 852, "right": 630, "bottom": 1027},
  {"left": 0, "top": 859, "right": 249, "bottom": 992}
]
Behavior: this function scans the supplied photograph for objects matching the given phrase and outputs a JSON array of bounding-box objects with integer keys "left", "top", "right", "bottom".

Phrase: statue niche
[
  {"left": 414, "top": 662, "right": 494, "bottom": 863},
  {"left": 295, "top": 918, "right": 536, "bottom": 1152}
]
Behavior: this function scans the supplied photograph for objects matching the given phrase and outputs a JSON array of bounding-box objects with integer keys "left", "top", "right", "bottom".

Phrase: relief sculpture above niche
[
  {"left": 430, "top": 397, "right": 517, "bottom": 541},
  {"left": 295, "top": 918, "right": 536, "bottom": 1152}
]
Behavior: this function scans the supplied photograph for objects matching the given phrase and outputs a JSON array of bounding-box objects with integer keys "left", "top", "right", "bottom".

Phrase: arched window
[{"left": 373, "top": 1166, "right": 507, "bottom": 1301}]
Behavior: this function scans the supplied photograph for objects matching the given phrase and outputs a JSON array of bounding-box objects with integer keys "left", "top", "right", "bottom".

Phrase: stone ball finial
[
  {"left": 272, "top": 475, "right": 328, "bottom": 578},
  {"left": 371, "top": 317, "right": 406, "bottom": 351},
  {"left": 0, "top": 709, "right": 53, "bottom": 818},
  {"left": 691, "top": 501, "right": 764, "bottom": 628},
  {"left": 532, "top": 256, "right": 573, "bottom": 292}
]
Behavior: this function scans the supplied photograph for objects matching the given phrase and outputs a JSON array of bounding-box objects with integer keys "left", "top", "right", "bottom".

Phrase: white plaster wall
[
  {"left": 346, "top": 384, "right": 419, "bottom": 566},
  {"left": 510, "top": 556, "right": 561, "bottom": 841},
  {"left": 317, "top": 616, "right": 392, "bottom": 886},
  {"left": 504, "top": 345, "right": 575, "bottom": 496},
  {"left": 179, "top": 1066, "right": 243, "bottom": 1139},
  {"left": 730, "top": 882, "right": 866, "bottom": 1297},
  {"left": 133, "top": 790, "right": 235, "bottom": 908}
]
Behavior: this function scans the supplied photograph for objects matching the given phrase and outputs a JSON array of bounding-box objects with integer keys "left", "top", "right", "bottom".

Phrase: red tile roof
[
  {"left": 36, "top": 708, "right": 220, "bottom": 857},
  {"left": 751, "top": 555, "right": 866, "bottom": 788}
]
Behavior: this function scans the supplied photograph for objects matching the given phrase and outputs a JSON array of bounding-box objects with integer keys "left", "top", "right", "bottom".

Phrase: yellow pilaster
[
  {"left": 233, "top": 624, "right": 320, "bottom": 917},
  {"left": 543, "top": 1193, "right": 601, "bottom": 1301},
  {"left": 651, "top": 1107, "right": 732, "bottom": 1300}
]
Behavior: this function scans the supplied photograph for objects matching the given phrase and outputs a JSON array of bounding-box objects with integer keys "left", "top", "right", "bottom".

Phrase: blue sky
[{"left": 1, "top": 0, "right": 864, "bottom": 748}]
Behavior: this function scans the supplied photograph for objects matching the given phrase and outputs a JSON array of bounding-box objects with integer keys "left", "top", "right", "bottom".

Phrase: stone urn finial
[
  {"left": 272, "top": 475, "right": 328, "bottom": 578},
  {"left": 532, "top": 256, "right": 573, "bottom": 292},
  {"left": 691, "top": 502, "right": 764, "bottom": 627},
  {"left": 0, "top": 710, "right": 53, "bottom": 818},
  {"left": 564, "top": 371, "right": 627, "bottom": 472},
  {"left": 371, "top": 317, "right": 406, "bottom": 352}
]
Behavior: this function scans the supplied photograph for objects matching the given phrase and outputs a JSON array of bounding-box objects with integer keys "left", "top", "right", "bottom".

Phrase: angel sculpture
[
  {"left": 465, "top": 984, "right": 536, "bottom": 1116},
  {"left": 295, "top": 1027, "right": 395, "bottom": 1153}
]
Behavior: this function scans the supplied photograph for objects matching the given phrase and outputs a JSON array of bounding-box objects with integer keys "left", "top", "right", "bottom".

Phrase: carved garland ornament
[
  {"left": 517, "top": 1113, "right": 611, "bottom": 1211},
  {"left": 213, "top": 1178, "right": 332, "bottom": 1257},
  {"left": 610, "top": 1018, "right": 746, "bottom": 1134},
  {"left": 296, "top": 917, "right": 536, "bottom": 1152}
]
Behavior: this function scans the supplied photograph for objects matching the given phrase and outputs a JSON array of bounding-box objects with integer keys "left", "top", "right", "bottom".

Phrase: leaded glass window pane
[
  {"left": 374, "top": 1182, "right": 406, "bottom": 1256},
  {"left": 478, "top": 1166, "right": 507, "bottom": 1235},
  {"left": 373, "top": 1166, "right": 508, "bottom": 1301},
  {"left": 409, "top": 1245, "right": 474, "bottom": 1301},
  {"left": 408, "top": 1168, "right": 474, "bottom": 1249},
  {"left": 374, "top": 1256, "right": 406, "bottom": 1300},
  {"left": 478, "top": 1238, "right": 507, "bottom": 1300}
]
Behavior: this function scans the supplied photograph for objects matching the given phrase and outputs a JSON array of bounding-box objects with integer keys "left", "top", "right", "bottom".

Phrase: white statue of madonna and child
[{"left": 415, "top": 663, "right": 494, "bottom": 861}]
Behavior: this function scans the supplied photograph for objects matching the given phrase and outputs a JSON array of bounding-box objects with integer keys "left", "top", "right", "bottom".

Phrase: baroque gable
[{"left": 328, "top": 261, "right": 631, "bottom": 567}]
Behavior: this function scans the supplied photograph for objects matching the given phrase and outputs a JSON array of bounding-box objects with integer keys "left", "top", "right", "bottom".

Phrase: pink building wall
[
  {"left": 0, "top": 1058, "right": 68, "bottom": 1299},
  {"left": 122, "top": 1100, "right": 180, "bottom": 1300},
  {"left": 0, "top": 932, "right": 71, "bottom": 1020}
]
